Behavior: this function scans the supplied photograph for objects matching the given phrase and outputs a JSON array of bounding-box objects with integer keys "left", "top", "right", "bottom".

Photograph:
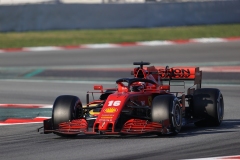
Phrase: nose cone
[{"left": 98, "top": 121, "right": 113, "bottom": 132}]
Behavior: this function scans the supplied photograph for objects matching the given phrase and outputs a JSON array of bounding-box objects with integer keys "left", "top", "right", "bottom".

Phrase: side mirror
[{"left": 94, "top": 85, "right": 103, "bottom": 93}]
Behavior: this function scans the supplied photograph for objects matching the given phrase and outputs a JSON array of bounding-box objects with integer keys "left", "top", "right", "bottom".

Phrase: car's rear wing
[
  {"left": 132, "top": 62, "right": 202, "bottom": 90},
  {"left": 146, "top": 66, "right": 202, "bottom": 89}
]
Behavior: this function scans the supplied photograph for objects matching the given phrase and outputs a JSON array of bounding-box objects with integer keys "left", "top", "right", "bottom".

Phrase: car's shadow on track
[
  {"left": 177, "top": 119, "right": 240, "bottom": 138},
  {"left": 53, "top": 119, "right": 240, "bottom": 139}
]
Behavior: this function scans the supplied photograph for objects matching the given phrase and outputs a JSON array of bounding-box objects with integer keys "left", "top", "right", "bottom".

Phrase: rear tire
[
  {"left": 151, "top": 95, "right": 182, "bottom": 135},
  {"left": 192, "top": 88, "right": 224, "bottom": 126},
  {"left": 52, "top": 95, "right": 82, "bottom": 130}
]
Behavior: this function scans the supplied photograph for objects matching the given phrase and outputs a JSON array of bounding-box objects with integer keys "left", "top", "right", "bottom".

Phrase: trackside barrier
[{"left": 0, "top": 0, "right": 239, "bottom": 32}]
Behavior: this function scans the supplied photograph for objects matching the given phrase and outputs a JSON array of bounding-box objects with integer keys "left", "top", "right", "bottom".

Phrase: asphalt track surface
[{"left": 0, "top": 41, "right": 240, "bottom": 160}]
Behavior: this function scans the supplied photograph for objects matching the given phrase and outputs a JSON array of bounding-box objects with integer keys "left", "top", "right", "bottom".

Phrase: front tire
[
  {"left": 52, "top": 95, "right": 82, "bottom": 130},
  {"left": 151, "top": 95, "right": 182, "bottom": 135}
]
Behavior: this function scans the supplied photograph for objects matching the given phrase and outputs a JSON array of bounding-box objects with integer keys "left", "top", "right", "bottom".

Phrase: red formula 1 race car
[{"left": 39, "top": 62, "right": 224, "bottom": 137}]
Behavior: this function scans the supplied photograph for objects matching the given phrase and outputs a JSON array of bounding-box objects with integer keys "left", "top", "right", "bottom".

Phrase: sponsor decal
[
  {"left": 104, "top": 107, "right": 118, "bottom": 113},
  {"left": 100, "top": 116, "right": 113, "bottom": 119},
  {"left": 99, "top": 119, "right": 112, "bottom": 122},
  {"left": 158, "top": 68, "right": 192, "bottom": 78},
  {"left": 101, "top": 114, "right": 114, "bottom": 116}
]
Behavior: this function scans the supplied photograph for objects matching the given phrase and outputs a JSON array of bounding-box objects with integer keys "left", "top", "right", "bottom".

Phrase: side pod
[{"left": 43, "top": 119, "right": 53, "bottom": 134}]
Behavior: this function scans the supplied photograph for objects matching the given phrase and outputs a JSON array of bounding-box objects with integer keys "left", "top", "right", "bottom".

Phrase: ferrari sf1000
[{"left": 39, "top": 62, "right": 224, "bottom": 137}]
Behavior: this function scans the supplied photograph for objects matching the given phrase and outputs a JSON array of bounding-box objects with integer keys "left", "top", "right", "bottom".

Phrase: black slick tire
[
  {"left": 52, "top": 95, "right": 82, "bottom": 130},
  {"left": 192, "top": 88, "right": 224, "bottom": 126}
]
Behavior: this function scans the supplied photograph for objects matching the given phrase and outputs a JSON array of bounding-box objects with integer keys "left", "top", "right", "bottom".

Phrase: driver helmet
[{"left": 130, "top": 82, "right": 145, "bottom": 92}]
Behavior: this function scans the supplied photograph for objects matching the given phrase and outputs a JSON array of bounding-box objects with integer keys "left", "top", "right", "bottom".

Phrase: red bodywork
[{"left": 42, "top": 62, "right": 202, "bottom": 136}]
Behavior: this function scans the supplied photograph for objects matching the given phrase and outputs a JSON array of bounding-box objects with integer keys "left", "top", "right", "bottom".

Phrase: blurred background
[{"left": 0, "top": 0, "right": 239, "bottom": 32}]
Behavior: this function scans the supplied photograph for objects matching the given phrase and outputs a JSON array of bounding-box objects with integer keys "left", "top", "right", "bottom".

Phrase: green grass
[{"left": 0, "top": 24, "right": 240, "bottom": 49}]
